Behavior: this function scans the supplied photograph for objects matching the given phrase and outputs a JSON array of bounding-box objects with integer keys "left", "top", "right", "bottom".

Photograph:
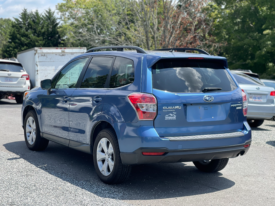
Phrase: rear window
[
  {"left": 152, "top": 59, "right": 237, "bottom": 93},
  {"left": 232, "top": 73, "right": 261, "bottom": 85},
  {"left": 263, "top": 81, "right": 275, "bottom": 89},
  {"left": 0, "top": 63, "right": 24, "bottom": 72}
]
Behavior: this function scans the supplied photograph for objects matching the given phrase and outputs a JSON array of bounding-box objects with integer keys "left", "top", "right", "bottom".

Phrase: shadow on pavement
[
  {"left": 4, "top": 141, "right": 235, "bottom": 200},
  {"left": 251, "top": 127, "right": 271, "bottom": 131},
  {"left": 266, "top": 141, "right": 275, "bottom": 148}
]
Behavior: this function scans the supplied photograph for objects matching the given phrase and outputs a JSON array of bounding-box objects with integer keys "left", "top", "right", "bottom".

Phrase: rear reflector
[
  {"left": 21, "top": 74, "right": 29, "bottom": 80},
  {"left": 128, "top": 93, "right": 157, "bottom": 120},
  {"left": 270, "top": 91, "right": 275, "bottom": 96},
  {"left": 142, "top": 152, "right": 165, "bottom": 156},
  {"left": 244, "top": 144, "right": 250, "bottom": 148},
  {"left": 242, "top": 89, "right": 248, "bottom": 116}
]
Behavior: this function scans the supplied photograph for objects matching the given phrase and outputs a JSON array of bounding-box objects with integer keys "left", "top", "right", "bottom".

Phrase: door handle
[{"left": 94, "top": 96, "right": 102, "bottom": 102}]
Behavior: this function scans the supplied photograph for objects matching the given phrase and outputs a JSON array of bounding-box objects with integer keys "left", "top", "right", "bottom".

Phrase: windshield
[
  {"left": 0, "top": 63, "right": 24, "bottom": 72},
  {"left": 152, "top": 59, "right": 237, "bottom": 93}
]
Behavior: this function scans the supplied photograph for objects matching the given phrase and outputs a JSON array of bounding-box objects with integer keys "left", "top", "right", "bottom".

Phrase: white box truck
[{"left": 17, "top": 47, "right": 87, "bottom": 88}]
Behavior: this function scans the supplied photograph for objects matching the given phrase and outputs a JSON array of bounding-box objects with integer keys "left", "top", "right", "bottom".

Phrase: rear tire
[
  {"left": 248, "top": 119, "right": 264, "bottom": 128},
  {"left": 15, "top": 95, "right": 23, "bottom": 104},
  {"left": 193, "top": 158, "right": 229, "bottom": 173},
  {"left": 93, "top": 128, "right": 131, "bottom": 184},
  {"left": 24, "top": 110, "right": 49, "bottom": 151}
]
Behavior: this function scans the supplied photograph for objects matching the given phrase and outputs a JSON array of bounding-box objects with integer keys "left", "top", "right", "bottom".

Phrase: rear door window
[
  {"left": 0, "top": 63, "right": 24, "bottom": 72},
  {"left": 81, "top": 57, "right": 114, "bottom": 88},
  {"left": 152, "top": 59, "right": 237, "bottom": 93},
  {"left": 109, "top": 57, "right": 134, "bottom": 88},
  {"left": 232, "top": 73, "right": 261, "bottom": 85}
]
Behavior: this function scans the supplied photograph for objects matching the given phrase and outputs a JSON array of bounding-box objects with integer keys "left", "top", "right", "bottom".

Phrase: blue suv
[{"left": 22, "top": 46, "right": 252, "bottom": 184}]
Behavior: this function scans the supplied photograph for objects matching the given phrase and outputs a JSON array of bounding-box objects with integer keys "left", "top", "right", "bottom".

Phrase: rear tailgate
[
  {"left": 151, "top": 58, "right": 245, "bottom": 137},
  {"left": 0, "top": 63, "right": 26, "bottom": 90}
]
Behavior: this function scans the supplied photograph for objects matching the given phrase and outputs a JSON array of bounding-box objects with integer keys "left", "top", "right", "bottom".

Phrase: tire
[
  {"left": 15, "top": 95, "right": 23, "bottom": 104},
  {"left": 193, "top": 158, "right": 229, "bottom": 173},
  {"left": 24, "top": 110, "right": 49, "bottom": 151},
  {"left": 248, "top": 119, "right": 264, "bottom": 128},
  {"left": 93, "top": 128, "right": 131, "bottom": 184}
]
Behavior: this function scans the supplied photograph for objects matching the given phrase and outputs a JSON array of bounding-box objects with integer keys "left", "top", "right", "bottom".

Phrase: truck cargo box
[{"left": 17, "top": 47, "right": 87, "bottom": 88}]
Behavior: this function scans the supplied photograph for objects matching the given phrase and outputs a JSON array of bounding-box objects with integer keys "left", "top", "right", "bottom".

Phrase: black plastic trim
[
  {"left": 154, "top": 48, "right": 209, "bottom": 55},
  {"left": 120, "top": 143, "right": 251, "bottom": 165},
  {"left": 87, "top": 46, "right": 147, "bottom": 54}
]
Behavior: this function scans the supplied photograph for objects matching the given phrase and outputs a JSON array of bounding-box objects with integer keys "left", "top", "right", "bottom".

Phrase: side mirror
[{"left": 41, "top": 79, "right": 52, "bottom": 94}]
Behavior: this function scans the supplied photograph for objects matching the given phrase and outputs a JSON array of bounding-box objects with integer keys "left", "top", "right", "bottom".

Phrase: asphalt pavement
[{"left": 0, "top": 99, "right": 275, "bottom": 206}]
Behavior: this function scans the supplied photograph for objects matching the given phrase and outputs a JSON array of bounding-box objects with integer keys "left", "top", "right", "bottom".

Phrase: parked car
[
  {"left": 261, "top": 79, "right": 275, "bottom": 89},
  {"left": 0, "top": 59, "right": 30, "bottom": 103},
  {"left": 21, "top": 46, "right": 252, "bottom": 184},
  {"left": 231, "top": 71, "right": 275, "bottom": 127}
]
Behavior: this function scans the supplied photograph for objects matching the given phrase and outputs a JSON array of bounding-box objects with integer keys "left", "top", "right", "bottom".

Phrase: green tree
[
  {"left": 2, "top": 9, "right": 63, "bottom": 58},
  {"left": 0, "top": 18, "right": 13, "bottom": 58},
  {"left": 209, "top": 0, "right": 275, "bottom": 77}
]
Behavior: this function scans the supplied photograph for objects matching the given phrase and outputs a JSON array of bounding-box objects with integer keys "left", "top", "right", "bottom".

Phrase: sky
[{"left": 0, "top": 0, "right": 64, "bottom": 19}]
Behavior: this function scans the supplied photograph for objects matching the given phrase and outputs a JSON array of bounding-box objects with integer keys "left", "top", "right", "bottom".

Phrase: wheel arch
[
  {"left": 90, "top": 121, "right": 117, "bottom": 152},
  {"left": 22, "top": 104, "right": 41, "bottom": 129}
]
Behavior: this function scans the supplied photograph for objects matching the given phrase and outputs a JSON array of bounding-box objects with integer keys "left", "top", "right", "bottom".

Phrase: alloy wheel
[
  {"left": 25, "top": 116, "right": 36, "bottom": 145},
  {"left": 96, "top": 138, "right": 115, "bottom": 176}
]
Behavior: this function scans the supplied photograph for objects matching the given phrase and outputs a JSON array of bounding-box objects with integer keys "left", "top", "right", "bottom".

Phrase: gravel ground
[{"left": 0, "top": 99, "right": 275, "bottom": 206}]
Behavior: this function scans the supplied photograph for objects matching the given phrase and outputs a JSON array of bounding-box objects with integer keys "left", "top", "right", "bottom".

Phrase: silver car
[
  {"left": 231, "top": 71, "right": 275, "bottom": 127},
  {"left": 262, "top": 79, "right": 275, "bottom": 89}
]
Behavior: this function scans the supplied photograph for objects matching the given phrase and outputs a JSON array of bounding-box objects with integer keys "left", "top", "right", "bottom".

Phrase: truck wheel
[
  {"left": 248, "top": 120, "right": 264, "bottom": 128},
  {"left": 24, "top": 110, "right": 49, "bottom": 151},
  {"left": 15, "top": 95, "right": 23, "bottom": 104},
  {"left": 193, "top": 158, "right": 229, "bottom": 173},
  {"left": 93, "top": 128, "right": 131, "bottom": 184}
]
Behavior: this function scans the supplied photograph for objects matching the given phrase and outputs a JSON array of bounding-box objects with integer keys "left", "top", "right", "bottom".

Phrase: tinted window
[
  {"left": 109, "top": 57, "right": 134, "bottom": 88},
  {"left": 81, "top": 57, "right": 113, "bottom": 88},
  {"left": 152, "top": 59, "right": 237, "bottom": 93},
  {"left": 55, "top": 58, "right": 89, "bottom": 89},
  {"left": 232, "top": 74, "right": 261, "bottom": 85},
  {"left": 0, "top": 63, "right": 24, "bottom": 72},
  {"left": 263, "top": 81, "right": 275, "bottom": 89}
]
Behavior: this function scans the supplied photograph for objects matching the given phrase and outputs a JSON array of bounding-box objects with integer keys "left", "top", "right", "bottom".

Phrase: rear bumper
[
  {"left": 247, "top": 103, "right": 275, "bottom": 120},
  {"left": 120, "top": 143, "right": 251, "bottom": 164}
]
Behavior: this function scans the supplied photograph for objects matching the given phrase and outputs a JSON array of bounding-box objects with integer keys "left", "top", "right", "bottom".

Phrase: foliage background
[{"left": 0, "top": 0, "right": 274, "bottom": 78}]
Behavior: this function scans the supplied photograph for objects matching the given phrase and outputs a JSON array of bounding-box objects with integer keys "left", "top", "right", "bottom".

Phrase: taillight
[
  {"left": 242, "top": 89, "right": 248, "bottom": 116},
  {"left": 128, "top": 93, "right": 157, "bottom": 120},
  {"left": 21, "top": 74, "right": 29, "bottom": 80},
  {"left": 270, "top": 91, "right": 275, "bottom": 96}
]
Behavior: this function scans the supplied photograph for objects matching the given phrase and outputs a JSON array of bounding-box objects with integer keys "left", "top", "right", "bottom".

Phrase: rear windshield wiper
[
  {"left": 202, "top": 87, "right": 222, "bottom": 92},
  {"left": 0, "top": 69, "right": 10, "bottom": 72}
]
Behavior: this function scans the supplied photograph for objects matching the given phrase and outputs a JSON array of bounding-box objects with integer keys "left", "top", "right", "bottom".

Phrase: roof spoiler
[{"left": 154, "top": 48, "right": 209, "bottom": 55}]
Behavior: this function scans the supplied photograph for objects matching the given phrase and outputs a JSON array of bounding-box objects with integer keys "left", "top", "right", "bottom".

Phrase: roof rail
[
  {"left": 154, "top": 48, "right": 209, "bottom": 55},
  {"left": 87, "top": 46, "right": 147, "bottom": 54}
]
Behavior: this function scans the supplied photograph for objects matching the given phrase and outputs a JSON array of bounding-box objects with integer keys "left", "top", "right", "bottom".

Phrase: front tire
[
  {"left": 93, "top": 129, "right": 131, "bottom": 184},
  {"left": 248, "top": 119, "right": 264, "bottom": 128},
  {"left": 24, "top": 110, "right": 49, "bottom": 151},
  {"left": 15, "top": 95, "right": 23, "bottom": 104},
  {"left": 193, "top": 158, "right": 229, "bottom": 173}
]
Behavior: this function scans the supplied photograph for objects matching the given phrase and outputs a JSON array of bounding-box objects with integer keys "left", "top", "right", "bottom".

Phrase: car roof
[
  {"left": 73, "top": 51, "right": 227, "bottom": 68},
  {"left": 0, "top": 59, "right": 21, "bottom": 65}
]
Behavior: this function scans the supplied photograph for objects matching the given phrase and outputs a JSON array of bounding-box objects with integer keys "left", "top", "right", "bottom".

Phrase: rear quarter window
[
  {"left": 0, "top": 63, "right": 24, "bottom": 72},
  {"left": 152, "top": 59, "right": 237, "bottom": 93}
]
